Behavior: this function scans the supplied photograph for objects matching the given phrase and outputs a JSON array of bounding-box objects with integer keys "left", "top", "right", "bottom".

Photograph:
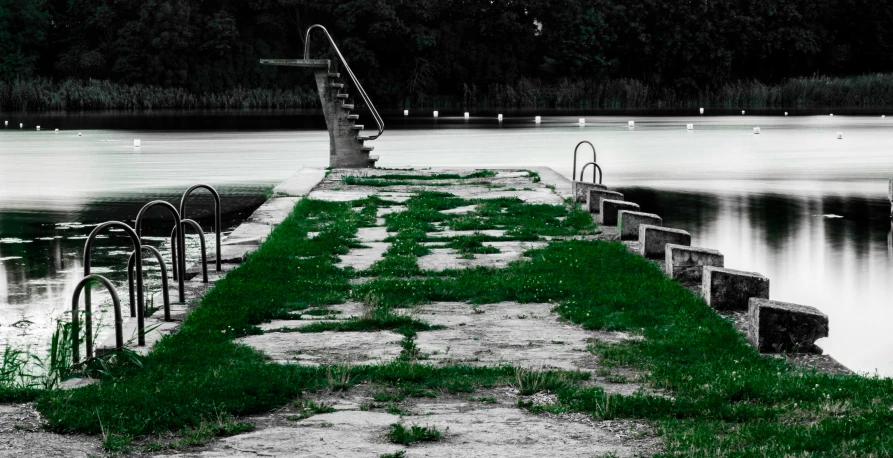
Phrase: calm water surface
[{"left": 1, "top": 111, "right": 891, "bottom": 374}]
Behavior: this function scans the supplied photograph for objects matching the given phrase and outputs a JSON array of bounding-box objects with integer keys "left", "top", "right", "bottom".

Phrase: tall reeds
[
  {"left": 409, "top": 74, "right": 893, "bottom": 109},
  {"left": 0, "top": 78, "right": 318, "bottom": 111}
]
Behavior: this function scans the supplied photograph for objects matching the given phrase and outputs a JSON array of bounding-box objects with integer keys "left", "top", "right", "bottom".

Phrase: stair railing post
[
  {"left": 83, "top": 222, "right": 143, "bottom": 349},
  {"left": 71, "top": 274, "right": 123, "bottom": 363},
  {"left": 179, "top": 184, "right": 221, "bottom": 273}
]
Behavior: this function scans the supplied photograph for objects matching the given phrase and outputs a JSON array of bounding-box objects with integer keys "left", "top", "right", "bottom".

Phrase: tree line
[{"left": 2, "top": 0, "right": 892, "bottom": 108}]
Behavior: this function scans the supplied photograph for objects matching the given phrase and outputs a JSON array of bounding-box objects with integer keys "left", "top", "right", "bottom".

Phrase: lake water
[{"left": 1, "top": 111, "right": 891, "bottom": 374}]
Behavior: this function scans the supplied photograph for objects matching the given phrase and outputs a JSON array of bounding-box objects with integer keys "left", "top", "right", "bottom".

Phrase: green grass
[
  {"left": 33, "top": 173, "right": 893, "bottom": 456},
  {"left": 387, "top": 423, "right": 442, "bottom": 445}
]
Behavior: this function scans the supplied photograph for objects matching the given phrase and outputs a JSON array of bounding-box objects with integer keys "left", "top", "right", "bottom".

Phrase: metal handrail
[
  {"left": 71, "top": 274, "right": 123, "bottom": 363},
  {"left": 573, "top": 141, "right": 597, "bottom": 181},
  {"left": 134, "top": 200, "right": 186, "bottom": 304},
  {"left": 126, "top": 245, "right": 172, "bottom": 321},
  {"left": 305, "top": 24, "right": 384, "bottom": 141},
  {"left": 579, "top": 162, "right": 603, "bottom": 184},
  {"left": 83, "top": 221, "right": 144, "bottom": 346},
  {"left": 171, "top": 219, "right": 209, "bottom": 284},
  {"left": 179, "top": 184, "right": 221, "bottom": 273}
]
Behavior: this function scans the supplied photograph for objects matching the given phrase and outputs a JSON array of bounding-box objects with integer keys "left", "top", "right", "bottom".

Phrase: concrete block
[
  {"left": 638, "top": 225, "right": 691, "bottom": 259},
  {"left": 572, "top": 181, "right": 608, "bottom": 203},
  {"left": 618, "top": 211, "right": 662, "bottom": 241},
  {"left": 599, "top": 200, "right": 639, "bottom": 226},
  {"left": 665, "top": 244, "right": 724, "bottom": 285},
  {"left": 748, "top": 298, "right": 828, "bottom": 353},
  {"left": 587, "top": 190, "right": 623, "bottom": 213},
  {"left": 703, "top": 267, "right": 769, "bottom": 311}
]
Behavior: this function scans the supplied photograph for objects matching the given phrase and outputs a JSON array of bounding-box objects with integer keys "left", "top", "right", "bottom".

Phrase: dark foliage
[{"left": 3, "top": 0, "right": 893, "bottom": 106}]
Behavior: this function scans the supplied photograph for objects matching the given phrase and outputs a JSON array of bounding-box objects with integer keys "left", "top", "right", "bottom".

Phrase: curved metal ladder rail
[
  {"left": 171, "top": 219, "right": 209, "bottom": 284},
  {"left": 126, "top": 245, "right": 172, "bottom": 321},
  {"left": 83, "top": 222, "right": 145, "bottom": 346},
  {"left": 71, "top": 274, "right": 123, "bottom": 363},
  {"left": 178, "top": 184, "right": 221, "bottom": 275},
  {"left": 573, "top": 141, "right": 597, "bottom": 182},
  {"left": 579, "top": 162, "right": 604, "bottom": 184},
  {"left": 305, "top": 24, "right": 384, "bottom": 141},
  {"left": 133, "top": 201, "right": 186, "bottom": 305}
]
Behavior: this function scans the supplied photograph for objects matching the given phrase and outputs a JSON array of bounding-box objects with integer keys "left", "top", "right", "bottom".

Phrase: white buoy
[
  {"left": 36, "top": 126, "right": 40, "bottom": 131},
  {"left": 579, "top": 118, "right": 585, "bottom": 125},
  {"left": 687, "top": 124, "right": 694, "bottom": 131},
  {"left": 433, "top": 111, "right": 438, "bottom": 117},
  {"left": 54, "top": 128, "right": 59, "bottom": 134},
  {"left": 19, "top": 123, "right": 22, "bottom": 129},
  {"left": 464, "top": 112, "right": 470, "bottom": 119},
  {"left": 403, "top": 109, "right": 408, "bottom": 116},
  {"left": 497, "top": 114, "right": 503, "bottom": 121},
  {"left": 699, "top": 108, "right": 704, "bottom": 115},
  {"left": 883, "top": 115, "right": 886, "bottom": 118},
  {"left": 78, "top": 133, "right": 82, "bottom": 137},
  {"left": 628, "top": 120, "right": 635, "bottom": 128},
  {"left": 534, "top": 116, "right": 541, "bottom": 124},
  {"left": 133, "top": 139, "right": 141, "bottom": 147},
  {"left": 742, "top": 110, "right": 746, "bottom": 115},
  {"left": 753, "top": 127, "right": 761, "bottom": 134},
  {"left": 785, "top": 112, "right": 789, "bottom": 116},
  {"left": 837, "top": 132, "right": 843, "bottom": 139},
  {"left": 830, "top": 113, "right": 834, "bottom": 117}
]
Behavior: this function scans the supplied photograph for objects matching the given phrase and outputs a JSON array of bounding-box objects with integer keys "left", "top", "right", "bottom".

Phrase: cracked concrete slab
[
  {"left": 335, "top": 242, "right": 389, "bottom": 270},
  {"left": 236, "top": 330, "right": 404, "bottom": 366},
  {"left": 408, "top": 302, "right": 598, "bottom": 371},
  {"left": 426, "top": 229, "right": 506, "bottom": 239},
  {"left": 418, "top": 241, "right": 547, "bottom": 271},
  {"left": 247, "top": 197, "right": 301, "bottom": 225},
  {"left": 355, "top": 226, "right": 390, "bottom": 242}
]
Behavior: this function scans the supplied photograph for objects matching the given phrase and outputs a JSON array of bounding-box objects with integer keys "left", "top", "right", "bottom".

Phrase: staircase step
[
  {"left": 361, "top": 146, "right": 375, "bottom": 152},
  {"left": 342, "top": 103, "right": 354, "bottom": 110},
  {"left": 335, "top": 94, "right": 349, "bottom": 99},
  {"left": 330, "top": 83, "right": 344, "bottom": 89},
  {"left": 347, "top": 115, "right": 359, "bottom": 120},
  {"left": 328, "top": 72, "right": 341, "bottom": 78},
  {"left": 352, "top": 125, "right": 364, "bottom": 130},
  {"left": 368, "top": 155, "right": 380, "bottom": 165}
]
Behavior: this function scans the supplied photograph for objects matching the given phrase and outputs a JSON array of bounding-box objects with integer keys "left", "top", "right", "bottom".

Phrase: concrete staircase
[{"left": 311, "top": 67, "right": 379, "bottom": 168}]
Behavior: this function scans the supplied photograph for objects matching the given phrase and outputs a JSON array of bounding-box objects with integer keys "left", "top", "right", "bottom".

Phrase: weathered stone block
[
  {"left": 665, "top": 244, "right": 724, "bottom": 285},
  {"left": 599, "top": 200, "right": 640, "bottom": 226},
  {"left": 748, "top": 298, "right": 828, "bottom": 353},
  {"left": 638, "top": 225, "right": 691, "bottom": 259},
  {"left": 572, "top": 181, "right": 608, "bottom": 203},
  {"left": 618, "top": 211, "right": 662, "bottom": 241},
  {"left": 703, "top": 267, "right": 769, "bottom": 311},
  {"left": 586, "top": 190, "right": 623, "bottom": 213}
]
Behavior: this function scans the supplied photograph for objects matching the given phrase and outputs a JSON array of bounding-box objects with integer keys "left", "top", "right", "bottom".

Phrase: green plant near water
[{"left": 30, "top": 184, "right": 893, "bottom": 456}]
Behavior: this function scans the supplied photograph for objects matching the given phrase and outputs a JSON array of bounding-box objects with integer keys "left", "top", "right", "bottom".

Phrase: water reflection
[
  {"left": 0, "top": 194, "right": 266, "bottom": 354},
  {"left": 620, "top": 185, "right": 893, "bottom": 375}
]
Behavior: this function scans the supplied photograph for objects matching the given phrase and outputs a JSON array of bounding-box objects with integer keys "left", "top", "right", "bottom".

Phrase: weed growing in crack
[{"left": 387, "top": 423, "right": 443, "bottom": 445}]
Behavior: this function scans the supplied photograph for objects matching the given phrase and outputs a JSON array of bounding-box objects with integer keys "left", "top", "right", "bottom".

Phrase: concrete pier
[
  {"left": 600, "top": 200, "right": 640, "bottom": 226},
  {"left": 572, "top": 181, "right": 608, "bottom": 203},
  {"left": 587, "top": 190, "right": 623, "bottom": 214},
  {"left": 703, "top": 267, "right": 769, "bottom": 311},
  {"left": 638, "top": 225, "right": 691, "bottom": 259},
  {"left": 618, "top": 211, "right": 662, "bottom": 241},
  {"left": 748, "top": 298, "right": 828, "bottom": 354},
  {"left": 665, "top": 244, "right": 724, "bottom": 285}
]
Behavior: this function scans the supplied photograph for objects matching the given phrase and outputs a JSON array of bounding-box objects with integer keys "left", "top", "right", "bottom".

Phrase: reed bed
[
  {"left": 409, "top": 73, "right": 893, "bottom": 109},
  {"left": 4, "top": 74, "right": 893, "bottom": 111},
  {"left": 0, "top": 78, "right": 318, "bottom": 111}
]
